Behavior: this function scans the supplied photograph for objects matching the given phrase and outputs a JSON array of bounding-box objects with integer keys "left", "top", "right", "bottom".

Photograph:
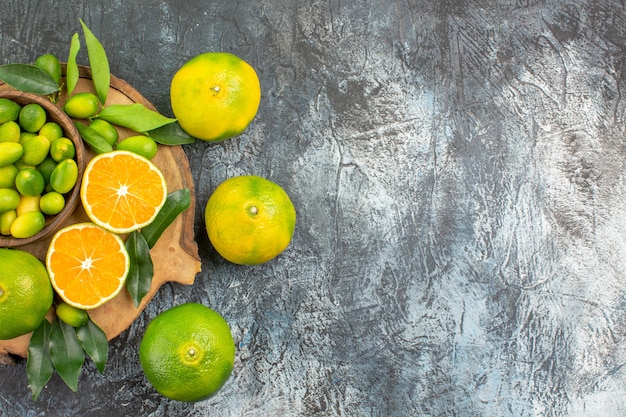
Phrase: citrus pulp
[
  {"left": 46, "top": 222, "right": 130, "bottom": 310},
  {"left": 80, "top": 150, "right": 167, "bottom": 234}
]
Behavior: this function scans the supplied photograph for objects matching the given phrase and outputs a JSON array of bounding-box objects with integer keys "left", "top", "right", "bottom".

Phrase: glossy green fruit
[
  {"left": 0, "top": 98, "right": 22, "bottom": 124},
  {"left": 63, "top": 92, "right": 100, "bottom": 119},
  {"left": 116, "top": 135, "right": 158, "bottom": 160},
  {"left": 50, "top": 159, "right": 78, "bottom": 194},
  {"left": 19, "top": 103, "right": 47, "bottom": 133},
  {"left": 0, "top": 121, "right": 21, "bottom": 143},
  {"left": 10, "top": 211, "right": 45, "bottom": 238}
]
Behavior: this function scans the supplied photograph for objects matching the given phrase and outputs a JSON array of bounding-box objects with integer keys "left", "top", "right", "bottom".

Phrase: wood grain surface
[{"left": 0, "top": 67, "right": 201, "bottom": 358}]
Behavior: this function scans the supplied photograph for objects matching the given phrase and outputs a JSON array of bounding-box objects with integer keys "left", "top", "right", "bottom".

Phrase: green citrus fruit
[
  {"left": 39, "top": 121, "right": 64, "bottom": 141},
  {"left": 0, "top": 120, "right": 21, "bottom": 143},
  {"left": 116, "top": 135, "right": 158, "bottom": 159},
  {"left": 37, "top": 157, "right": 57, "bottom": 185},
  {"left": 0, "top": 142, "right": 24, "bottom": 167},
  {"left": 20, "top": 134, "right": 51, "bottom": 166},
  {"left": 34, "top": 53, "right": 62, "bottom": 85},
  {"left": 0, "top": 210, "right": 17, "bottom": 235},
  {"left": 0, "top": 164, "right": 18, "bottom": 188},
  {"left": 204, "top": 175, "right": 296, "bottom": 265},
  {"left": 39, "top": 191, "right": 65, "bottom": 215},
  {"left": 0, "top": 98, "right": 22, "bottom": 124},
  {"left": 63, "top": 92, "right": 100, "bottom": 119},
  {"left": 50, "top": 158, "right": 78, "bottom": 194},
  {"left": 88, "top": 119, "right": 118, "bottom": 146},
  {"left": 0, "top": 188, "right": 20, "bottom": 212},
  {"left": 170, "top": 52, "right": 261, "bottom": 142},
  {"left": 0, "top": 248, "right": 53, "bottom": 340},
  {"left": 139, "top": 302, "right": 235, "bottom": 402},
  {"left": 15, "top": 168, "right": 45, "bottom": 197},
  {"left": 50, "top": 137, "right": 76, "bottom": 162},
  {"left": 11, "top": 210, "right": 45, "bottom": 238},
  {"left": 55, "top": 302, "right": 89, "bottom": 328},
  {"left": 19, "top": 103, "right": 47, "bottom": 133}
]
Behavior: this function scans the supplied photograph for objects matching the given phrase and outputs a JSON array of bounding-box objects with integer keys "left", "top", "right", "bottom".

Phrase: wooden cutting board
[{"left": 0, "top": 66, "right": 201, "bottom": 360}]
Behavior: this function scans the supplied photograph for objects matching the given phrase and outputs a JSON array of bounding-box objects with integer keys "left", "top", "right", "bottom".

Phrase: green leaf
[
  {"left": 79, "top": 19, "right": 110, "bottom": 105},
  {"left": 125, "top": 231, "right": 154, "bottom": 307},
  {"left": 147, "top": 122, "right": 196, "bottom": 145},
  {"left": 97, "top": 103, "right": 176, "bottom": 132},
  {"left": 66, "top": 33, "right": 81, "bottom": 96},
  {"left": 49, "top": 318, "right": 85, "bottom": 392},
  {"left": 0, "top": 63, "right": 60, "bottom": 95},
  {"left": 76, "top": 319, "right": 108, "bottom": 374},
  {"left": 26, "top": 319, "right": 54, "bottom": 401},
  {"left": 74, "top": 121, "right": 114, "bottom": 154},
  {"left": 141, "top": 188, "right": 191, "bottom": 248}
]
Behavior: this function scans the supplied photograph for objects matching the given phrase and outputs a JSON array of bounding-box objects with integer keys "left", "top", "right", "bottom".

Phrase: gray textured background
[{"left": 2, "top": 1, "right": 626, "bottom": 416}]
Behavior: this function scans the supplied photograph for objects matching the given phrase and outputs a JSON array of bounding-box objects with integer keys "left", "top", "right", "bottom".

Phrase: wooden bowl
[{"left": 0, "top": 90, "right": 85, "bottom": 248}]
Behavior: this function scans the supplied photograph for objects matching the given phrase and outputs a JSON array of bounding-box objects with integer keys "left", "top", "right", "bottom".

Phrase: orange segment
[
  {"left": 80, "top": 150, "right": 167, "bottom": 234},
  {"left": 46, "top": 222, "right": 130, "bottom": 310}
]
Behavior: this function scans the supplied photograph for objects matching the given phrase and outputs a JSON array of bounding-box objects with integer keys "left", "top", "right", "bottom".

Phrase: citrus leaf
[
  {"left": 76, "top": 319, "right": 108, "bottom": 374},
  {"left": 97, "top": 103, "right": 176, "bottom": 132},
  {"left": 74, "top": 121, "right": 114, "bottom": 154},
  {"left": 0, "top": 64, "right": 60, "bottom": 95},
  {"left": 49, "top": 318, "right": 85, "bottom": 392},
  {"left": 79, "top": 19, "right": 110, "bottom": 105},
  {"left": 26, "top": 319, "right": 53, "bottom": 401},
  {"left": 141, "top": 188, "right": 191, "bottom": 248},
  {"left": 125, "top": 231, "right": 154, "bottom": 307},
  {"left": 147, "top": 122, "right": 196, "bottom": 145},
  {"left": 66, "top": 33, "right": 81, "bottom": 96}
]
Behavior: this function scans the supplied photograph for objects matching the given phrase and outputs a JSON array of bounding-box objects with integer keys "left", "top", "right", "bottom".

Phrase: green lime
[
  {"left": 15, "top": 168, "right": 45, "bottom": 197},
  {"left": 0, "top": 142, "right": 24, "bottom": 167},
  {"left": 19, "top": 103, "right": 47, "bottom": 133},
  {"left": 0, "top": 164, "right": 18, "bottom": 188},
  {"left": 0, "top": 121, "right": 21, "bottom": 143},
  {"left": 116, "top": 135, "right": 158, "bottom": 160},
  {"left": 20, "top": 135, "right": 51, "bottom": 166},
  {"left": 19, "top": 131, "right": 37, "bottom": 144},
  {"left": 39, "top": 121, "right": 64, "bottom": 141},
  {"left": 63, "top": 92, "right": 100, "bottom": 119},
  {"left": 55, "top": 302, "right": 89, "bottom": 327},
  {"left": 50, "top": 137, "right": 76, "bottom": 162},
  {"left": 0, "top": 248, "right": 53, "bottom": 340},
  {"left": 39, "top": 191, "right": 65, "bottom": 215},
  {"left": 10, "top": 210, "right": 46, "bottom": 239},
  {"left": 0, "top": 210, "right": 17, "bottom": 235},
  {"left": 50, "top": 159, "right": 78, "bottom": 194},
  {"left": 88, "top": 119, "right": 119, "bottom": 146},
  {"left": 0, "top": 98, "right": 22, "bottom": 124},
  {"left": 0, "top": 188, "right": 20, "bottom": 212},
  {"left": 37, "top": 157, "right": 58, "bottom": 185},
  {"left": 139, "top": 303, "right": 235, "bottom": 402},
  {"left": 34, "top": 53, "right": 62, "bottom": 85}
]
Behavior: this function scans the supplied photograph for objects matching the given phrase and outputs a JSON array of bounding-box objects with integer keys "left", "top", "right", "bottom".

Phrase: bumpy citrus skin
[
  {"left": 139, "top": 303, "right": 235, "bottom": 402},
  {"left": 205, "top": 175, "right": 296, "bottom": 265},
  {"left": 0, "top": 248, "right": 53, "bottom": 340},
  {"left": 170, "top": 52, "right": 261, "bottom": 142}
]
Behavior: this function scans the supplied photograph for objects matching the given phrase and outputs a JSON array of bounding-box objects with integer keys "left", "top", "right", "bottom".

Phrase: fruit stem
[{"left": 250, "top": 206, "right": 258, "bottom": 215}]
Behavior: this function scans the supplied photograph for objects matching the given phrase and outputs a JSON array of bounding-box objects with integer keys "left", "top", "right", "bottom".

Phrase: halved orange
[
  {"left": 46, "top": 222, "right": 130, "bottom": 310},
  {"left": 80, "top": 150, "right": 167, "bottom": 234}
]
